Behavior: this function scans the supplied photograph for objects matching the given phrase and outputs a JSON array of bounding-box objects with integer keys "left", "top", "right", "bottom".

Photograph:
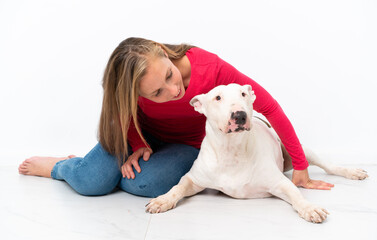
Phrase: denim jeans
[{"left": 51, "top": 133, "right": 199, "bottom": 198}]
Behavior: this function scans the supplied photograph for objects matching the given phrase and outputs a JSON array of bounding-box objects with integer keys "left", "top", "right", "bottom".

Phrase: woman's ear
[
  {"left": 243, "top": 85, "right": 256, "bottom": 103},
  {"left": 157, "top": 44, "right": 168, "bottom": 58},
  {"left": 190, "top": 94, "right": 205, "bottom": 114}
]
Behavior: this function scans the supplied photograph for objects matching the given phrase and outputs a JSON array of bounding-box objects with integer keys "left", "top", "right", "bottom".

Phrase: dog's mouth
[
  {"left": 226, "top": 125, "right": 251, "bottom": 133},
  {"left": 225, "top": 119, "right": 251, "bottom": 133}
]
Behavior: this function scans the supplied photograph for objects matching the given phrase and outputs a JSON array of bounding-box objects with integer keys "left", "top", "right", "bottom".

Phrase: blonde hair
[{"left": 98, "top": 37, "right": 194, "bottom": 167}]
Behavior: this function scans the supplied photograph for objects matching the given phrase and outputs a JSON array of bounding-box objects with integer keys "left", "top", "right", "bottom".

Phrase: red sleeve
[
  {"left": 215, "top": 57, "right": 309, "bottom": 170},
  {"left": 127, "top": 118, "right": 150, "bottom": 153}
]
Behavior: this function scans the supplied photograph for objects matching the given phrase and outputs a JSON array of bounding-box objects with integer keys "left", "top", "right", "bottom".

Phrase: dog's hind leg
[
  {"left": 282, "top": 143, "right": 368, "bottom": 180},
  {"left": 302, "top": 146, "right": 368, "bottom": 180}
]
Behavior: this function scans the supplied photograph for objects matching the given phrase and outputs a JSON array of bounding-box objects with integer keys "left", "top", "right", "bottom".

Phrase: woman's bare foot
[{"left": 18, "top": 155, "right": 77, "bottom": 178}]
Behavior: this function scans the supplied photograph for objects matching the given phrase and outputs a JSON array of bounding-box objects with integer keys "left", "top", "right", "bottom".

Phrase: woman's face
[{"left": 139, "top": 56, "right": 185, "bottom": 103}]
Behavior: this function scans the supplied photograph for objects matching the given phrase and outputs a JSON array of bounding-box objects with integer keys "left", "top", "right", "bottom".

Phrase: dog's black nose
[{"left": 231, "top": 111, "right": 247, "bottom": 125}]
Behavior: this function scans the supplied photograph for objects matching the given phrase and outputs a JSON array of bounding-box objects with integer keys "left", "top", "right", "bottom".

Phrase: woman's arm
[
  {"left": 128, "top": 118, "right": 150, "bottom": 152},
  {"left": 215, "top": 57, "right": 307, "bottom": 169},
  {"left": 215, "top": 56, "right": 333, "bottom": 190}
]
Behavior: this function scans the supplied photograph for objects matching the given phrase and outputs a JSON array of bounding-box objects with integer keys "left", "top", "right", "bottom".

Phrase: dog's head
[{"left": 190, "top": 84, "right": 256, "bottom": 134}]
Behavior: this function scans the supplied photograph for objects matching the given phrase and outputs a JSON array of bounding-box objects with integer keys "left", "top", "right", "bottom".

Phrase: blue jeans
[{"left": 51, "top": 133, "right": 199, "bottom": 198}]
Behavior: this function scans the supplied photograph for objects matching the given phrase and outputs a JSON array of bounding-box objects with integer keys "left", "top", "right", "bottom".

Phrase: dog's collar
[{"left": 253, "top": 116, "right": 271, "bottom": 128}]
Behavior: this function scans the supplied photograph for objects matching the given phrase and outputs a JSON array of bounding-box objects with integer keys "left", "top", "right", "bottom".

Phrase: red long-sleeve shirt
[{"left": 128, "top": 47, "right": 309, "bottom": 170}]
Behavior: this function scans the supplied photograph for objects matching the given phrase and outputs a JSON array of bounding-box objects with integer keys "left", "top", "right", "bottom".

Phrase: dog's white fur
[{"left": 145, "top": 84, "right": 368, "bottom": 223}]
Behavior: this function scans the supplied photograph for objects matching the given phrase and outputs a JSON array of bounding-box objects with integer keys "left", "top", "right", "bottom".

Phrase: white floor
[{"left": 1, "top": 162, "right": 376, "bottom": 240}]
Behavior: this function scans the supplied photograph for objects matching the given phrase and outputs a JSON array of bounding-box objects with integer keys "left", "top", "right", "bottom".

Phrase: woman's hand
[
  {"left": 292, "top": 168, "right": 334, "bottom": 190},
  {"left": 121, "top": 147, "right": 153, "bottom": 179}
]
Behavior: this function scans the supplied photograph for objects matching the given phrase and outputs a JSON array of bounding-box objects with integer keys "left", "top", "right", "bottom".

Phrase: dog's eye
[
  {"left": 242, "top": 92, "right": 246, "bottom": 97},
  {"left": 216, "top": 96, "right": 221, "bottom": 101}
]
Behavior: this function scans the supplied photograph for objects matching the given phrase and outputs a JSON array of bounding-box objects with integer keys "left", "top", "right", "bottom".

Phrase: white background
[{"left": 0, "top": 0, "right": 376, "bottom": 165}]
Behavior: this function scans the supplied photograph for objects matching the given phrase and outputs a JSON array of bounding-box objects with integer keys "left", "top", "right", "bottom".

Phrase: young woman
[{"left": 18, "top": 37, "right": 334, "bottom": 197}]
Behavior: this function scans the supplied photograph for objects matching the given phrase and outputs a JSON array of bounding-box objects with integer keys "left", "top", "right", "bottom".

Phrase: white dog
[{"left": 145, "top": 83, "right": 368, "bottom": 223}]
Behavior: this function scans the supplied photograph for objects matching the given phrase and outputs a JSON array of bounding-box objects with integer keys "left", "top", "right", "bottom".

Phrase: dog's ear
[
  {"left": 243, "top": 85, "right": 256, "bottom": 103},
  {"left": 190, "top": 94, "right": 205, "bottom": 114}
]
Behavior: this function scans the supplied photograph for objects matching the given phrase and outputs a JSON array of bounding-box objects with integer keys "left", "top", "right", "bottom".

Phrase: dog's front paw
[
  {"left": 145, "top": 195, "right": 177, "bottom": 214},
  {"left": 298, "top": 203, "right": 329, "bottom": 223}
]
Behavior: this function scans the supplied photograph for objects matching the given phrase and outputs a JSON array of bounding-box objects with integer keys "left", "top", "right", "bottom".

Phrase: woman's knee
[
  {"left": 54, "top": 142, "right": 122, "bottom": 196},
  {"left": 63, "top": 157, "right": 121, "bottom": 196},
  {"left": 118, "top": 143, "right": 199, "bottom": 198}
]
